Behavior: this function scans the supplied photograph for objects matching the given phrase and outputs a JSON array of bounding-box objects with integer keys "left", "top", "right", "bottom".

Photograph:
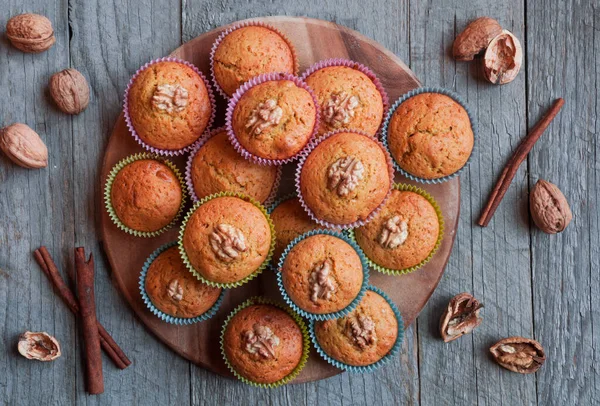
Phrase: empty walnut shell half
[
  {"left": 530, "top": 179, "right": 572, "bottom": 234},
  {"left": 453, "top": 17, "right": 503, "bottom": 61},
  {"left": 490, "top": 337, "right": 545, "bottom": 374},
  {"left": 440, "top": 292, "right": 483, "bottom": 342},
  {"left": 17, "top": 331, "right": 61, "bottom": 361},
  {"left": 483, "top": 30, "right": 523, "bottom": 84}
]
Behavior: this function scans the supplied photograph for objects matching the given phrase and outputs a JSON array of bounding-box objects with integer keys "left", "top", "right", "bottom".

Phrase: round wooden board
[{"left": 100, "top": 16, "right": 460, "bottom": 383}]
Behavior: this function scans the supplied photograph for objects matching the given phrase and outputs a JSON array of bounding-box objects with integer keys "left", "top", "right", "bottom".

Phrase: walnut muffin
[
  {"left": 127, "top": 60, "right": 212, "bottom": 151},
  {"left": 145, "top": 246, "right": 222, "bottom": 318},
  {"left": 181, "top": 196, "right": 272, "bottom": 285},
  {"left": 222, "top": 303, "right": 304, "bottom": 384},
  {"left": 299, "top": 131, "right": 392, "bottom": 226},
  {"left": 212, "top": 25, "right": 296, "bottom": 97},
  {"left": 354, "top": 189, "right": 440, "bottom": 271},
  {"left": 314, "top": 289, "right": 398, "bottom": 366},
  {"left": 230, "top": 77, "right": 317, "bottom": 162},
  {"left": 189, "top": 129, "right": 278, "bottom": 203},
  {"left": 270, "top": 197, "right": 319, "bottom": 263},
  {"left": 387, "top": 92, "right": 474, "bottom": 179},
  {"left": 280, "top": 234, "right": 364, "bottom": 315},
  {"left": 110, "top": 159, "right": 183, "bottom": 233}
]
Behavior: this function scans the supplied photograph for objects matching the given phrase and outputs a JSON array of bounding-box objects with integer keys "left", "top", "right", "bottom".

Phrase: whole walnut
[
  {"left": 49, "top": 69, "right": 90, "bottom": 114},
  {"left": 0, "top": 123, "right": 48, "bottom": 169},
  {"left": 529, "top": 179, "right": 572, "bottom": 234},
  {"left": 6, "top": 13, "right": 56, "bottom": 53}
]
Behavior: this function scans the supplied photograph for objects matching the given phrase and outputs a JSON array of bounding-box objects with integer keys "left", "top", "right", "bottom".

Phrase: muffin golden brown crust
[
  {"left": 213, "top": 26, "right": 296, "bottom": 97},
  {"left": 182, "top": 196, "right": 271, "bottom": 284},
  {"left": 354, "top": 190, "right": 440, "bottom": 270},
  {"left": 300, "top": 131, "right": 391, "bottom": 225},
  {"left": 387, "top": 93, "right": 473, "bottom": 179},
  {"left": 145, "top": 246, "right": 222, "bottom": 318},
  {"left": 128, "top": 61, "right": 212, "bottom": 151},
  {"left": 231, "top": 79, "right": 317, "bottom": 161},
  {"left": 223, "top": 304, "right": 304, "bottom": 384},
  {"left": 305, "top": 65, "right": 384, "bottom": 137},
  {"left": 190, "top": 130, "right": 278, "bottom": 203},
  {"left": 270, "top": 198, "right": 318, "bottom": 263},
  {"left": 281, "top": 234, "right": 363, "bottom": 314},
  {"left": 314, "top": 290, "right": 398, "bottom": 366},
  {"left": 111, "top": 159, "right": 182, "bottom": 232}
]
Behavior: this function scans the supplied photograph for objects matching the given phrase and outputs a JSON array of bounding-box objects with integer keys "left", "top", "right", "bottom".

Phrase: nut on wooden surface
[
  {"left": 483, "top": 30, "right": 523, "bottom": 84},
  {"left": 439, "top": 292, "right": 483, "bottom": 342},
  {"left": 530, "top": 179, "right": 572, "bottom": 234},
  {"left": 17, "top": 331, "right": 61, "bottom": 361},
  {"left": 452, "top": 17, "right": 502, "bottom": 61},
  {"left": 0, "top": 123, "right": 48, "bottom": 169},
  {"left": 490, "top": 337, "right": 545, "bottom": 374},
  {"left": 49, "top": 68, "right": 90, "bottom": 114},
  {"left": 6, "top": 13, "right": 56, "bottom": 53}
]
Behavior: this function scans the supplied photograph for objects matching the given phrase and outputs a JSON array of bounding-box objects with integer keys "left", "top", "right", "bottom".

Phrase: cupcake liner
[
  {"left": 381, "top": 87, "right": 477, "bottom": 184},
  {"left": 300, "top": 58, "right": 390, "bottom": 137},
  {"left": 220, "top": 296, "right": 309, "bottom": 388},
  {"left": 295, "top": 128, "right": 395, "bottom": 230},
  {"left": 225, "top": 72, "right": 321, "bottom": 166},
  {"left": 309, "top": 286, "right": 405, "bottom": 373},
  {"left": 138, "top": 241, "right": 226, "bottom": 325},
  {"left": 123, "top": 56, "right": 216, "bottom": 156},
  {"left": 276, "top": 229, "right": 370, "bottom": 321},
  {"left": 104, "top": 153, "right": 187, "bottom": 238},
  {"left": 184, "top": 126, "right": 282, "bottom": 206},
  {"left": 347, "top": 183, "right": 445, "bottom": 275},
  {"left": 210, "top": 20, "right": 300, "bottom": 99},
  {"left": 177, "top": 191, "right": 276, "bottom": 289}
]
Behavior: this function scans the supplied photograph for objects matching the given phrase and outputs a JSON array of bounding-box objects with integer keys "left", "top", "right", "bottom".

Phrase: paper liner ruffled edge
[
  {"left": 220, "top": 296, "right": 309, "bottom": 388},
  {"left": 123, "top": 56, "right": 216, "bottom": 156},
  {"left": 309, "top": 286, "right": 405, "bottom": 373},
  {"left": 177, "top": 191, "right": 276, "bottom": 289},
  {"left": 104, "top": 153, "right": 187, "bottom": 238},
  {"left": 347, "top": 183, "right": 445, "bottom": 275},
  {"left": 225, "top": 72, "right": 321, "bottom": 166},
  {"left": 209, "top": 20, "right": 300, "bottom": 99},
  {"left": 275, "top": 229, "right": 370, "bottom": 321},
  {"left": 381, "top": 87, "right": 477, "bottom": 184},
  {"left": 295, "top": 128, "right": 395, "bottom": 230}
]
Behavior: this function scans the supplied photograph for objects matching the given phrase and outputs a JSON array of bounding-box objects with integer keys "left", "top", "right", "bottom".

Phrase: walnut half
[
  {"left": 346, "top": 313, "right": 376, "bottom": 349},
  {"left": 243, "top": 324, "right": 280, "bottom": 358},
  {"left": 167, "top": 279, "right": 183, "bottom": 302},
  {"left": 439, "top": 293, "right": 483, "bottom": 342},
  {"left": 209, "top": 223, "right": 248, "bottom": 262},
  {"left": 327, "top": 156, "right": 365, "bottom": 197},
  {"left": 490, "top": 337, "right": 546, "bottom": 374},
  {"left": 152, "top": 84, "right": 189, "bottom": 114},
  {"left": 323, "top": 91, "right": 359, "bottom": 127},
  {"left": 17, "top": 331, "right": 61, "bottom": 361},
  {"left": 245, "top": 99, "right": 283, "bottom": 136},
  {"left": 378, "top": 215, "right": 408, "bottom": 249},
  {"left": 309, "top": 259, "right": 336, "bottom": 303}
]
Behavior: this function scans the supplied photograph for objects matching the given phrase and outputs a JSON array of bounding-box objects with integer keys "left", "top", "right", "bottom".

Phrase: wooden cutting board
[{"left": 99, "top": 16, "right": 460, "bottom": 383}]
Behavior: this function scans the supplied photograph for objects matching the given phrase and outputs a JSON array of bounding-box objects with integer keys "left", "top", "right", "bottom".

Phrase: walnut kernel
[
  {"left": 378, "top": 215, "right": 408, "bottom": 249},
  {"left": 346, "top": 313, "right": 376, "bottom": 349},
  {"left": 17, "top": 331, "right": 61, "bottom": 361},
  {"left": 490, "top": 337, "right": 546, "bottom": 374},
  {"left": 323, "top": 91, "right": 359, "bottom": 127},
  {"left": 245, "top": 99, "right": 283, "bottom": 135},
  {"left": 209, "top": 223, "right": 248, "bottom": 262},
  {"left": 327, "top": 156, "right": 364, "bottom": 197},
  {"left": 167, "top": 279, "right": 183, "bottom": 302},
  {"left": 152, "top": 84, "right": 189, "bottom": 114},
  {"left": 243, "top": 324, "right": 280, "bottom": 358},
  {"left": 309, "top": 259, "right": 336, "bottom": 303}
]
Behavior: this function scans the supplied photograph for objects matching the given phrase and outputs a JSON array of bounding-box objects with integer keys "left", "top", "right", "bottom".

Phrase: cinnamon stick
[
  {"left": 478, "top": 98, "right": 565, "bottom": 227},
  {"left": 33, "top": 247, "right": 131, "bottom": 369}
]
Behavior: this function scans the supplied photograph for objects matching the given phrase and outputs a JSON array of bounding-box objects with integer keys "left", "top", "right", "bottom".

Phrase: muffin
[
  {"left": 222, "top": 302, "right": 305, "bottom": 385},
  {"left": 127, "top": 60, "right": 213, "bottom": 151},
  {"left": 229, "top": 75, "right": 317, "bottom": 163},
  {"left": 280, "top": 233, "right": 365, "bottom": 316},
  {"left": 270, "top": 197, "right": 318, "bottom": 263},
  {"left": 298, "top": 131, "right": 392, "bottom": 227},
  {"left": 188, "top": 128, "right": 279, "bottom": 203},
  {"left": 353, "top": 187, "right": 441, "bottom": 271},
  {"left": 181, "top": 195, "right": 273, "bottom": 286},
  {"left": 314, "top": 289, "right": 399, "bottom": 367},
  {"left": 110, "top": 158, "right": 183, "bottom": 233},
  {"left": 212, "top": 25, "right": 296, "bottom": 97},
  {"left": 144, "top": 246, "right": 222, "bottom": 319},
  {"left": 386, "top": 92, "right": 474, "bottom": 180},
  {"left": 303, "top": 62, "right": 385, "bottom": 137}
]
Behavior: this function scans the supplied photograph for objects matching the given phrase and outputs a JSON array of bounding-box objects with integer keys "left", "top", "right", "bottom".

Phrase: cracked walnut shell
[
  {"left": 530, "top": 179, "right": 572, "bottom": 234},
  {"left": 6, "top": 13, "right": 56, "bottom": 53},
  {"left": 490, "top": 337, "right": 546, "bottom": 374},
  {"left": 18, "top": 331, "right": 61, "bottom": 361},
  {"left": 453, "top": 17, "right": 502, "bottom": 61},
  {"left": 483, "top": 30, "right": 523, "bottom": 85},
  {"left": 0, "top": 123, "right": 48, "bottom": 169},
  {"left": 49, "top": 69, "right": 90, "bottom": 115},
  {"left": 439, "top": 292, "right": 483, "bottom": 342}
]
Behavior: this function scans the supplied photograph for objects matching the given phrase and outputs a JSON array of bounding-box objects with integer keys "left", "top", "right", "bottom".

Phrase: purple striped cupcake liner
[
  {"left": 209, "top": 20, "right": 300, "bottom": 99},
  {"left": 301, "top": 58, "right": 390, "bottom": 138},
  {"left": 225, "top": 72, "right": 321, "bottom": 166},
  {"left": 295, "top": 128, "right": 395, "bottom": 230},
  {"left": 123, "top": 57, "right": 216, "bottom": 156},
  {"left": 184, "top": 126, "right": 282, "bottom": 206}
]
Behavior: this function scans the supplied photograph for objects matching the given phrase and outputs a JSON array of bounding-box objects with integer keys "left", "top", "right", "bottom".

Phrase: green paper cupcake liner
[
  {"left": 178, "top": 191, "right": 276, "bottom": 289},
  {"left": 348, "top": 183, "right": 445, "bottom": 275},
  {"left": 276, "top": 229, "right": 370, "bottom": 320},
  {"left": 104, "top": 153, "right": 187, "bottom": 238},
  {"left": 220, "top": 296, "right": 310, "bottom": 388},
  {"left": 309, "top": 286, "right": 405, "bottom": 373},
  {"left": 139, "top": 241, "right": 226, "bottom": 325}
]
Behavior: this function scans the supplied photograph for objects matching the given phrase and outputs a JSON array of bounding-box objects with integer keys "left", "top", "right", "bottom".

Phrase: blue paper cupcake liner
[
  {"left": 276, "top": 229, "right": 370, "bottom": 321},
  {"left": 381, "top": 87, "right": 477, "bottom": 184},
  {"left": 309, "top": 286, "right": 405, "bottom": 373},
  {"left": 138, "top": 241, "right": 226, "bottom": 325}
]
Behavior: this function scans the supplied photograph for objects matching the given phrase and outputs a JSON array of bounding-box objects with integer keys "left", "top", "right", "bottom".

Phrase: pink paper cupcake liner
[
  {"left": 295, "top": 128, "right": 395, "bottom": 230},
  {"left": 209, "top": 20, "right": 300, "bottom": 99},
  {"left": 185, "top": 127, "right": 282, "bottom": 206},
  {"left": 301, "top": 58, "right": 390, "bottom": 138},
  {"left": 123, "top": 57, "right": 216, "bottom": 156},
  {"left": 225, "top": 72, "right": 321, "bottom": 166}
]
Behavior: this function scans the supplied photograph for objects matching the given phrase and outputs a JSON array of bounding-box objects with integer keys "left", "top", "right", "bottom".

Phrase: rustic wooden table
[{"left": 1, "top": 1, "right": 597, "bottom": 405}]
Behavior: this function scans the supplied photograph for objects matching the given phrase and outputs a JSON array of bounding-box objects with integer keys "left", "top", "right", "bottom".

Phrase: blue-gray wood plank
[{"left": 0, "top": 0, "right": 597, "bottom": 405}]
